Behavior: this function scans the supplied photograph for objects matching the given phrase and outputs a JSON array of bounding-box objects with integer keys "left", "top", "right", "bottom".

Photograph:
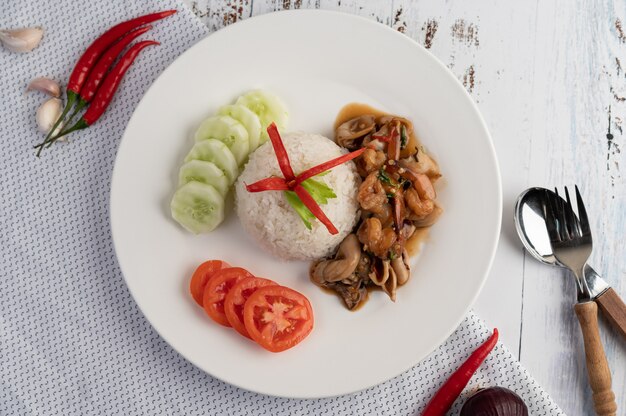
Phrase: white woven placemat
[{"left": 0, "top": 1, "right": 565, "bottom": 414}]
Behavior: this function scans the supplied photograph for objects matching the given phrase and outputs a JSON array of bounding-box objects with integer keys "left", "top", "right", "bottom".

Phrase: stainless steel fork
[
  {"left": 544, "top": 186, "right": 617, "bottom": 416},
  {"left": 545, "top": 186, "right": 593, "bottom": 301}
]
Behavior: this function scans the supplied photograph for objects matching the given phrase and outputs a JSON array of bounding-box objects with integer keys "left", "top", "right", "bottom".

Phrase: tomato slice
[
  {"left": 203, "top": 267, "right": 254, "bottom": 326},
  {"left": 189, "top": 260, "right": 230, "bottom": 306},
  {"left": 224, "top": 277, "right": 277, "bottom": 338},
  {"left": 243, "top": 286, "right": 314, "bottom": 352}
]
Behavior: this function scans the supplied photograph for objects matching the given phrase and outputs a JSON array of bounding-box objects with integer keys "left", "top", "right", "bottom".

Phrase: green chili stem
[{"left": 36, "top": 90, "right": 77, "bottom": 157}]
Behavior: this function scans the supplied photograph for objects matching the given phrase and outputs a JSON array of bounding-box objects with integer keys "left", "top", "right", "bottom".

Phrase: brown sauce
[
  {"left": 334, "top": 102, "right": 390, "bottom": 129},
  {"left": 406, "top": 227, "right": 430, "bottom": 257}
]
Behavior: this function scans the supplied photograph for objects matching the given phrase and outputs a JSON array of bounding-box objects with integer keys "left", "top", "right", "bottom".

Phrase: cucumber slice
[
  {"left": 184, "top": 139, "right": 238, "bottom": 185},
  {"left": 171, "top": 181, "right": 225, "bottom": 234},
  {"left": 194, "top": 115, "right": 249, "bottom": 165},
  {"left": 178, "top": 160, "right": 229, "bottom": 196},
  {"left": 235, "top": 90, "right": 289, "bottom": 143},
  {"left": 217, "top": 104, "right": 262, "bottom": 151}
]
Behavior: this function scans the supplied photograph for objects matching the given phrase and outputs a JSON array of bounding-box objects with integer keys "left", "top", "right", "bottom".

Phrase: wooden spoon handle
[
  {"left": 596, "top": 288, "right": 626, "bottom": 341},
  {"left": 575, "top": 301, "right": 617, "bottom": 416}
]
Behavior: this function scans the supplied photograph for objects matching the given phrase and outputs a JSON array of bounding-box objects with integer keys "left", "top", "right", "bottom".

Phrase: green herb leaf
[
  {"left": 378, "top": 168, "right": 393, "bottom": 186},
  {"left": 284, "top": 178, "right": 337, "bottom": 229},
  {"left": 400, "top": 125, "right": 408, "bottom": 149},
  {"left": 379, "top": 168, "right": 401, "bottom": 188},
  {"left": 284, "top": 190, "right": 315, "bottom": 229},
  {"left": 301, "top": 178, "right": 337, "bottom": 204}
]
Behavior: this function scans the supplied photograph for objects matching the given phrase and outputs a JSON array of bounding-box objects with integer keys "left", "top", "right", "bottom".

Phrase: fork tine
[
  {"left": 554, "top": 188, "right": 570, "bottom": 240},
  {"left": 575, "top": 185, "right": 592, "bottom": 238},
  {"left": 564, "top": 186, "right": 581, "bottom": 237},
  {"left": 544, "top": 190, "right": 561, "bottom": 243}
]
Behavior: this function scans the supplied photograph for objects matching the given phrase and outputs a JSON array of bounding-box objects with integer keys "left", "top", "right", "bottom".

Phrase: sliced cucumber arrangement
[
  {"left": 178, "top": 160, "right": 229, "bottom": 197},
  {"left": 236, "top": 90, "right": 289, "bottom": 143},
  {"left": 194, "top": 115, "right": 250, "bottom": 165},
  {"left": 171, "top": 89, "right": 289, "bottom": 234},
  {"left": 171, "top": 181, "right": 225, "bottom": 234},
  {"left": 217, "top": 104, "right": 262, "bottom": 151},
  {"left": 184, "top": 139, "right": 239, "bottom": 185}
]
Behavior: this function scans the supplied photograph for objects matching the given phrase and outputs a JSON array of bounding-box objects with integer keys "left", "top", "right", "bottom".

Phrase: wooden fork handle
[
  {"left": 575, "top": 301, "right": 617, "bottom": 416},
  {"left": 596, "top": 288, "right": 626, "bottom": 341}
]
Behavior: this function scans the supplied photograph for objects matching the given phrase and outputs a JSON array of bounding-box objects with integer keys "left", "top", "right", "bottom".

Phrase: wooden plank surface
[{"left": 183, "top": 1, "right": 626, "bottom": 414}]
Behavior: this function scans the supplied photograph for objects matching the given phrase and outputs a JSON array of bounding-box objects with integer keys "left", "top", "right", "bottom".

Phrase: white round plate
[{"left": 111, "top": 10, "right": 501, "bottom": 399}]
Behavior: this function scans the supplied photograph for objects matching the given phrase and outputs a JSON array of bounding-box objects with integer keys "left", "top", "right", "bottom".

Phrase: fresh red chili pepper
[
  {"left": 246, "top": 124, "right": 363, "bottom": 234},
  {"left": 245, "top": 177, "right": 290, "bottom": 192},
  {"left": 62, "top": 26, "right": 152, "bottom": 126},
  {"left": 44, "top": 40, "right": 159, "bottom": 145},
  {"left": 421, "top": 329, "right": 499, "bottom": 416},
  {"left": 267, "top": 122, "right": 295, "bottom": 180},
  {"left": 37, "top": 10, "right": 175, "bottom": 156},
  {"left": 79, "top": 26, "right": 152, "bottom": 107},
  {"left": 294, "top": 147, "right": 365, "bottom": 186},
  {"left": 66, "top": 10, "right": 175, "bottom": 94}
]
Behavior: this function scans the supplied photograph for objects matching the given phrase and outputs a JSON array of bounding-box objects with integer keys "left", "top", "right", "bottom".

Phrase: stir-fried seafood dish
[{"left": 310, "top": 105, "right": 443, "bottom": 310}]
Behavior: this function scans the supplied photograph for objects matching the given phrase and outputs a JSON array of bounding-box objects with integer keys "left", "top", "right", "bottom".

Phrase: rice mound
[{"left": 235, "top": 131, "right": 361, "bottom": 260}]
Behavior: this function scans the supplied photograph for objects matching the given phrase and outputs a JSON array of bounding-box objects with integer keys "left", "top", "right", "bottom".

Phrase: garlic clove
[
  {"left": 26, "top": 77, "right": 61, "bottom": 97},
  {"left": 0, "top": 27, "right": 44, "bottom": 53},
  {"left": 36, "top": 98, "right": 63, "bottom": 135}
]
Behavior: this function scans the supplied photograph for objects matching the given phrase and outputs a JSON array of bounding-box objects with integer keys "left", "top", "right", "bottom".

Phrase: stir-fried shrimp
[
  {"left": 404, "top": 174, "right": 434, "bottom": 218},
  {"left": 357, "top": 148, "right": 386, "bottom": 176},
  {"left": 357, "top": 217, "right": 397, "bottom": 258},
  {"left": 357, "top": 172, "right": 388, "bottom": 215}
]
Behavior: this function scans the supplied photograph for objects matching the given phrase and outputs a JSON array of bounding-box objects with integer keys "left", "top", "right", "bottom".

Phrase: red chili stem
[
  {"left": 66, "top": 10, "right": 175, "bottom": 94},
  {"left": 267, "top": 122, "right": 295, "bottom": 180},
  {"left": 421, "top": 329, "right": 499, "bottom": 416},
  {"left": 294, "top": 147, "right": 365, "bottom": 186},
  {"left": 245, "top": 177, "right": 289, "bottom": 192},
  {"left": 294, "top": 185, "right": 338, "bottom": 235}
]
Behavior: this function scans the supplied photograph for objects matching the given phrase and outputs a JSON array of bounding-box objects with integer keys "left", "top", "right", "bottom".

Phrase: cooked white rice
[{"left": 235, "top": 131, "right": 361, "bottom": 260}]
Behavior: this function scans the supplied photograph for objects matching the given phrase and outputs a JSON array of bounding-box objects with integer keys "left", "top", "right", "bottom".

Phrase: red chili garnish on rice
[{"left": 245, "top": 123, "right": 365, "bottom": 235}]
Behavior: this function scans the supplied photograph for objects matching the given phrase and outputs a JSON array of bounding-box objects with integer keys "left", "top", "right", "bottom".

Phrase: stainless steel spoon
[{"left": 514, "top": 187, "right": 626, "bottom": 340}]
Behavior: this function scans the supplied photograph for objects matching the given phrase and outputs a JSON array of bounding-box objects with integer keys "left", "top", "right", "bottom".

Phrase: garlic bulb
[
  {"left": 26, "top": 77, "right": 61, "bottom": 97},
  {"left": 0, "top": 27, "right": 44, "bottom": 53},
  {"left": 36, "top": 98, "right": 62, "bottom": 134}
]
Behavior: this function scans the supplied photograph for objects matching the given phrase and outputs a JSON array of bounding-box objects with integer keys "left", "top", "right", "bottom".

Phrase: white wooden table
[{"left": 184, "top": 1, "right": 626, "bottom": 414}]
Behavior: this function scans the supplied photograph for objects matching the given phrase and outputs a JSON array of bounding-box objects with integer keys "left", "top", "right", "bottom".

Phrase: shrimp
[
  {"left": 357, "top": 217, "right": 397, "bottom": 258},
  {"left": 405, "top": 173, "right": 435, "bottom": 218},
  {"left": 357, "top": 172, "right": 388, "bottom": 216},
  {"left": 357, "top": 148, "right": 386, "bottom": 176}
]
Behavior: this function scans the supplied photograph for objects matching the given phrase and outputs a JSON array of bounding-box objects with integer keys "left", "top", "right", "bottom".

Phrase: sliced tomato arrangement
[
  {"left": 224, "top": 277, "right": 277, "bottom": 338},
  {"left": 189, "top": 259, "right": 314, "bottom": 352},
  {"left": 243, "top": 286, "right": 314, "bottom": 352},
  {"left": 189, "top": 260, "right": 230, "bottom": 306},
  {"left": 202, "top": 267, "right": 254, "bottom": 326}
]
